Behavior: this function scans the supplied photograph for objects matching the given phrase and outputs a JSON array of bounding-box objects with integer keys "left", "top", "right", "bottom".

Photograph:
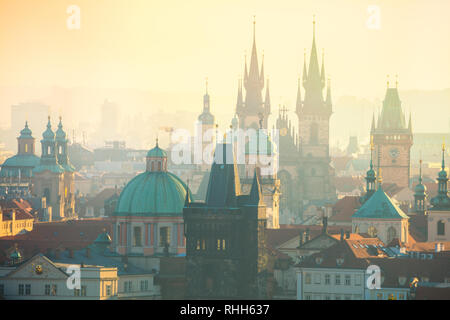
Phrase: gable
[
  {"left": 301, "top": 234, "right": 339, "bottom": 249},
  {"left": 6, "top": 255, "right": 68, "bottom": 280}
]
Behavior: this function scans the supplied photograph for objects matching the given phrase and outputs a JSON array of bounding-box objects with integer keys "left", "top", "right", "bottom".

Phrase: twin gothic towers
[{"left": 233, "top": 18, "right": 336, "bottom": 214}]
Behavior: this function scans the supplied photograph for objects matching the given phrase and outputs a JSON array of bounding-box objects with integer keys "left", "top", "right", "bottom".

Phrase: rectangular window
[
  {"left": 376, "top": 293, "right": 383, "bottom": 300},
  {"left": 124, "top": 282, "right": 128, "bottom": 293},
  {"left": 106, "top": 285, "right": 111, "bottom": 296},
  {"left": 398, "top": 293, "right": 405, "bottom": 300},
  {"left": 25, "top": 284, "right": 31, "bottom": 295},
  {"left": 222, "top": 239, "right": 226, "bottom": 250},
  {"left": 51, "top": 284, "right": 57, "bottom": 296},
  {"left": 140, "top": 280, "right": 148, "bottom": 291},
  {"left": 0, "top": 284, "right": 4, "bottom": 296},
  {"left": 45, "top": 284, "right": 50, "bottom": 296},
  {"left": 325, "top": 274, "right": 330, "bottom": 285},
  {"left": 133, "top": 226, "right": 142, "bottom": 247},
  {"left": 18, "top": 284, "right": 24, "bottom": 296},
  {"left": 159, "top": 227, "right": 170, "bottom": 247},
  {"left": 81, "top": 286, "right": 87, "bottom": 296},
  {"left": 335, "top": 295, "right": 341, "bottom": 300},
  {"left": 344, "top": 295, "right": 351, "bottom": 300},
  {"left": 345, "top": 275, "right": 351, "bottom": 286},
  {"left": 196, "top": 239, "right": 201, "bottom": 250},
  {"left": 335, "top": 274, "right": 341, "bottom": 285},
  {"left": 305, "top": 273, "right": 311, "bottom": 284},
  {"left": 355, "top": 274, "right": 362, "bottom": 286},
  {"left": 325, "top": 295, "right": 331, "bottom": 300},
  {"left": 74, "top": 289, "right": 80, "bottom": 296},
  {"left": 304, "top": 294, "right": 311, "bottom": 300}
]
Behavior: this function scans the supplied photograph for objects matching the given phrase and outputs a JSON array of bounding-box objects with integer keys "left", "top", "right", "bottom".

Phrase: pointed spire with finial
[
  {"left": 296, "top": 76, "right": 302, "bottom": 115},
  {"left": 325, "top": 77, "right": 332, "bottom": 108},
  {"left": 370, "top": 114, "right": 376, "bottom": 135},
  {"left": 442, "top": 140, "right": 446, "bottom": 170},
  {"left": 320, "top": 49, "right": 326, "bottom": 88},
  {"left": 264, "top": 78, "right": 271, "bottom": 114},
  {"left": 302, "top": 49, "right": 308, "bottom": 86},
  {"left": 184, "top": 179, "right": 190, "bottom": 207}
]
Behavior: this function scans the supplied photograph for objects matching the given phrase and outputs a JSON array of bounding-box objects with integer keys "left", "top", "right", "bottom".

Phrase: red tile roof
[
  {"left": 0, "top": 218, "right": 112, "bottom": 264},
  {"left": 329, "top": 196, "right": 361, "bottom": 222},
  {"left": 0, "top": 199, "right": 34, "bottom": 220}
]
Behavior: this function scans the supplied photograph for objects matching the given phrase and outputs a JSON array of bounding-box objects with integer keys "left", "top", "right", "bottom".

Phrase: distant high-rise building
[
  {"left": 100, "top": 99, "right": 119, "bottom": 141},
  {"left": 371, "top": 81, "right": 413, "bottom": 188}
]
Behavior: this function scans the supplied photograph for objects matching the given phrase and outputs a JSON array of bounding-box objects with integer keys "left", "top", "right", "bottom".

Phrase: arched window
[
  {"left": 25, "top": 144, "right": 28, "bottom": 153},
  {"left": 158, "top": 161, "right": 161, "bottom": 171},
  {"left": 151, "top": 161, "right": 155, "bottom": 172},
  {"left": 437, "top": 220, "right": 445, "bottom": 236},
  {"left": 387, "top": 226, "right": 397, "bottom": 244},
  {"left": 310, "top": 123, "right": 319, "bottom": 145},
  {"left": 368, "top": 226, "right": 378, "bottom": 237}
]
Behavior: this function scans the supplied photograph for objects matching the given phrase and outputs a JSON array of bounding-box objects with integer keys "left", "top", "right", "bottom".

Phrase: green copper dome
[
  {"left": 19, "top": 122, "right": 33, "bottom": 139},
  {"left": 94, "top": 231, "right": 112, "bottom": 244},
  {"left": 42, "top": 118, "right": 55, "bottom": 140},
  {"left": 55, "top": 118, "right": 67, "bottom": 141},
  {"left": 414, "top": 182, "right": 426, "bottom": 195},
  {"left": 114, "top": 171, "right": 191, "bottom": 216},
  {"left": 147, "top": 145, "right": 167, "bottom": 158}
]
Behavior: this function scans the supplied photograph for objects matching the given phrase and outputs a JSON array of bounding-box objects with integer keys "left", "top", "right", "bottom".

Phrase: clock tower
[{"left": 371, "top": 81, "right": 413, "bottom": 188}]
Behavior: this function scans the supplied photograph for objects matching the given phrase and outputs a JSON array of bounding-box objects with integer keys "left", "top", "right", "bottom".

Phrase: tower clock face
[{"left": 389, "top": 148, "right": 400, "bottom": 158}]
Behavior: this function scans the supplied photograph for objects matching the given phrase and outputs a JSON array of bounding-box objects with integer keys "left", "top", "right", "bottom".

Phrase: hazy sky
[{"left": 1, "top": 0, "right": 449, "bottom": 97}]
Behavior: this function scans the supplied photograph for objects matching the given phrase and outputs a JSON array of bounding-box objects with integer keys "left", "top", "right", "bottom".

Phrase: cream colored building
[{"left": 0, "top": 254, "right": 118, "bottom": 300}]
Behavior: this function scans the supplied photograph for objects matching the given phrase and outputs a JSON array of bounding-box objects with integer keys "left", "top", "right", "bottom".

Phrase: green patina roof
[
  {"left": 61, "top": 163, "right": 76, "bottom": 172},
  {"left": 42, "top": 119, "right": 55, "bottom": 140},
  {"left": 33, "top": 163, "right": 65, "bottom": 174},
  {"left": 10, "top": 249, "right": 22, "bottom": 260},
  {"left": 94, "top": 231, "right": 112, "bottom": 244},
  {"left": 1, "top": 154, "right": 40, "bottom": 170},
  {"left": 19, "top": 122, "right": 33, "bottom": 139},
  {"left": 147, "top": 145, "right": 167, "bottom": 158},
  {"left": 55, "top": 118, "right": 67, "bottom": 141},
  {"left": 352, "top": 187, "right": 409, "bottom": 219},
  {"left": 113, "top": 171, "right": 190, "bottom": 216}
]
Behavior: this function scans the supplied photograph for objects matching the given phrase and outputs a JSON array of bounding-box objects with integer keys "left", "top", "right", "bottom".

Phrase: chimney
[
  {"left": 299, "top": 231, "right": 304, "bottom": 247},
  {"left": 345, "top": 231, "right": 350, "bottom": 239},
  {"left": 322, "top": 216, "right": 328, "bottom": 234},
  {"left": 340, "top": 229, "right": 344, "bottom": 241}
]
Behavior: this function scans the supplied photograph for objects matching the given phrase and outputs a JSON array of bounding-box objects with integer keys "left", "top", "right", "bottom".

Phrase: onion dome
[
  {"left": 19, "top": 122, "right": 33, "bottom": 139},
  {"left": 55, "top": 117, "right": 67, "bottom": 141},
  {"left": 42, "top": 117, "right": 55, "bottom": 140}
]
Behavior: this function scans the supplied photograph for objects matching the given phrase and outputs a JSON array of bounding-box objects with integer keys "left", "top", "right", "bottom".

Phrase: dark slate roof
[
  {"left": 377, "top": 87, "right": 407, "bottom": 131},
  {"left": 204, "top": 143, "right": 241, "bottom": 207}
]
